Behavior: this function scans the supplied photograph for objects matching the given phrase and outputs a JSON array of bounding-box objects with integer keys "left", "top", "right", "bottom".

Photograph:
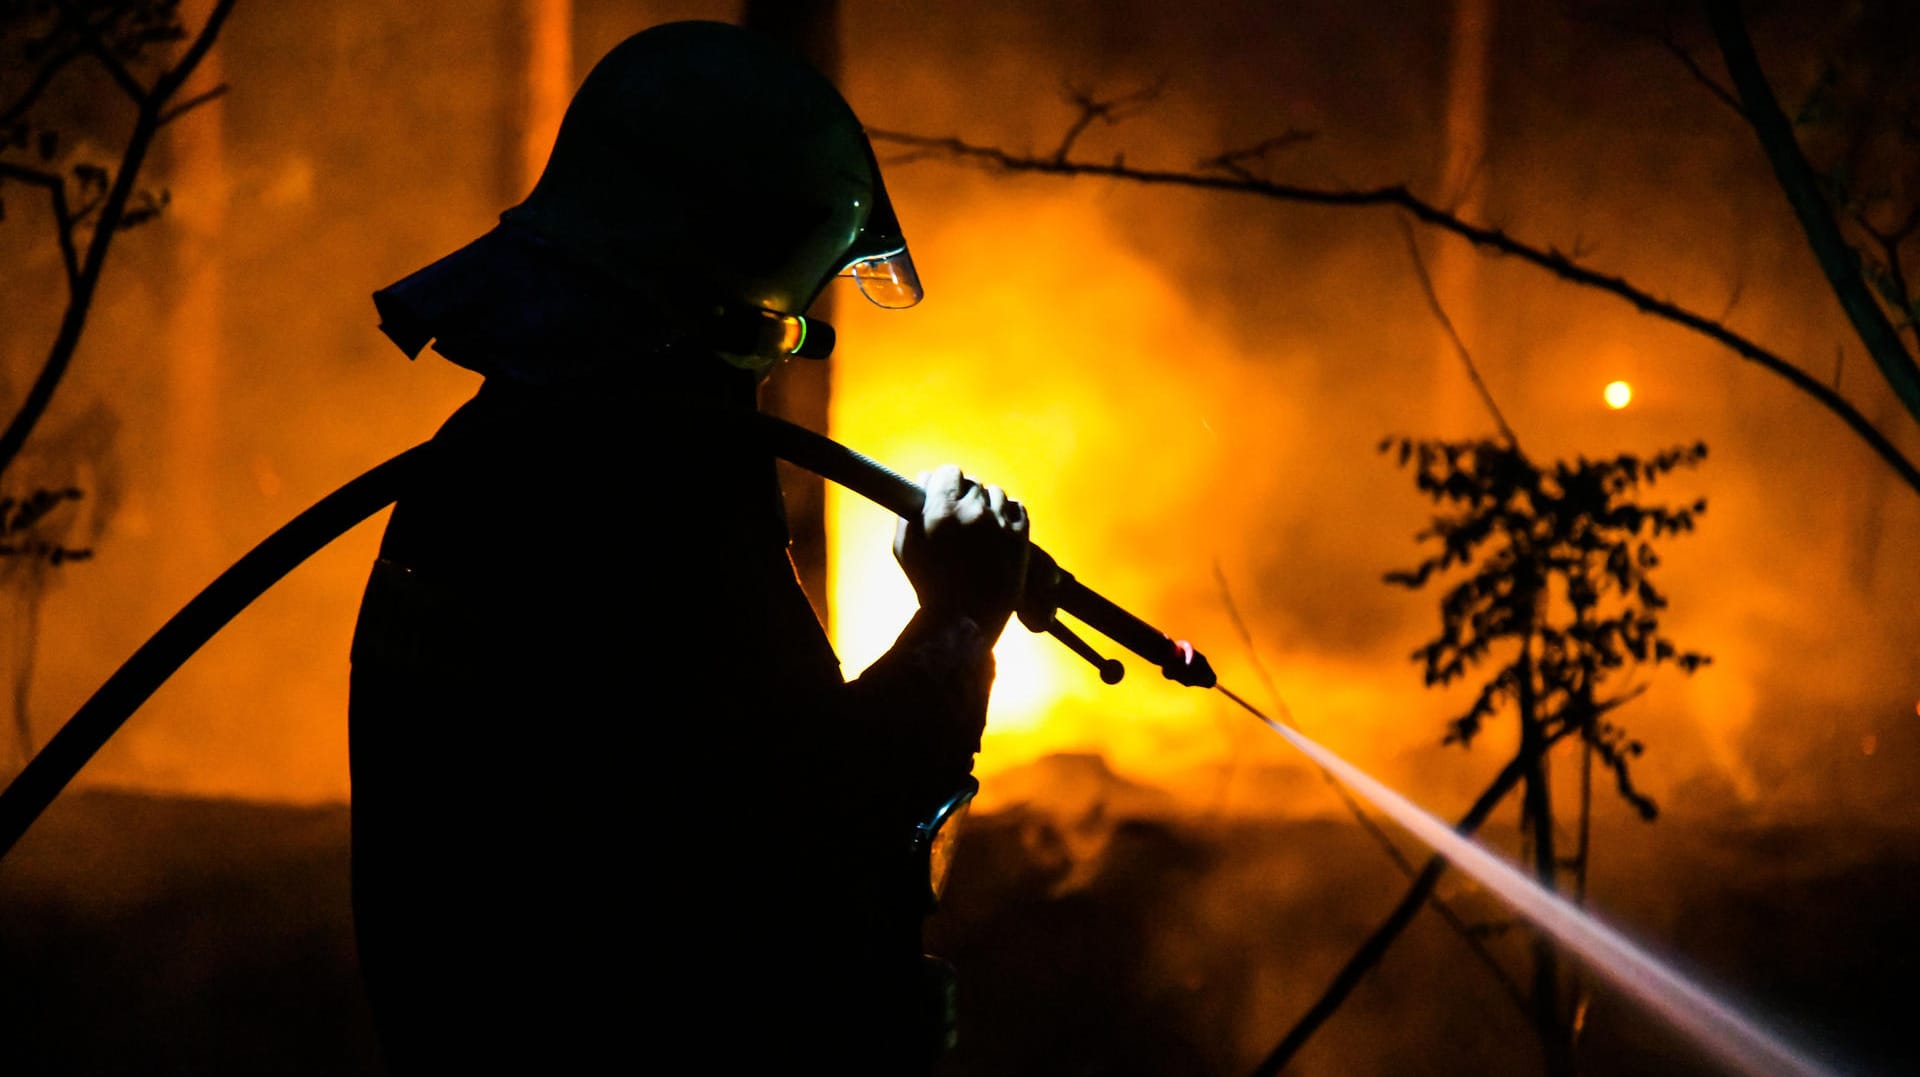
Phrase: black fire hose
[
  {"left": 0, "top": 414, "right": 1212, "bottom": 861},
  {"left": 0, "top": 444, "right": 431, "bottom": 860}
]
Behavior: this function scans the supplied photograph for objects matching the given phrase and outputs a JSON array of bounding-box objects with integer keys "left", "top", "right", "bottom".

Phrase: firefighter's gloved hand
[{"left": 895, "top": 464, "right": 1030, "bottom": 643}]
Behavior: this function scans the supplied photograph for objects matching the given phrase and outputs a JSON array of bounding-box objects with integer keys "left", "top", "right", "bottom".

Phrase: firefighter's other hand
[{"left": 895, "top": 465, "right": 1030, "bottom": 641}]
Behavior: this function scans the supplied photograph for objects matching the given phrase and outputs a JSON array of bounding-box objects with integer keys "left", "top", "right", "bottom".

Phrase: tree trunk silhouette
[{"left": 1518, "top": 613, "right": 1572, "bottom": 1076}]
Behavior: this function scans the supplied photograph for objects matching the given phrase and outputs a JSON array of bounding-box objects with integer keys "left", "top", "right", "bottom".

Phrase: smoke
[
  {"left": 0, "top": 0, "right": 1910, "bottom": 828},
  {"left": 4, "top": 5, "right": 1912, "bottom": 1074},
  {"left": 831, "top": 0, "right": 1920, "bottom": 826}
]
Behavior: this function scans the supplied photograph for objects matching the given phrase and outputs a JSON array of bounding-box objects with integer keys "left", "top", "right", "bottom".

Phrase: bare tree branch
[
  {"left": 150, "top": 0, "right": 236, "bottom": 103},
  {"left": 1707, "top": 0, "right": 1920, "bottom": 430},
  {"left": 869, "top": 125, "right": 1920, "bottom": 496},
  {"left": 1662, "top": 37, "right": 1745, "bottom": 119},
  {"left": 0, "top": 0, "right": 239, "bottom": 478}
]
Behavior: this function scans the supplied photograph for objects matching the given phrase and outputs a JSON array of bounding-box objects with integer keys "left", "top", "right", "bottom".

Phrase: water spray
[
  {"left": 0, "top": 411, "right": 1843, "bottom": 1077},
  {"left": 761, "top": 416, "right": 1842, "bottom": 1077},
  {"left": 1213, "top": 687, "right": 1836, "bottom": 1077}
]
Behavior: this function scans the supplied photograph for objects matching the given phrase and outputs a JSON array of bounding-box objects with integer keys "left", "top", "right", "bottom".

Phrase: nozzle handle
[
  {"left": 751, "top": 412, "right": 1216, "bottom": 689},
  {"left": 1027, "top": 549, "right": 1216, "bottom": 688},
  {"left": 1045, "top": 620, "right": 1126, "bottom": 684}
]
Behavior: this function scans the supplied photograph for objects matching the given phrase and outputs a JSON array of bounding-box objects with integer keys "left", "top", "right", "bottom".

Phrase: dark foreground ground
[{"left": 1, "top": 781, "right": 1915, "bottom": 1076}]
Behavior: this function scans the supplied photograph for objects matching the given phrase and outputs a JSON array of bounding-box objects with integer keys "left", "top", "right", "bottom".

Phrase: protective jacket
[{"left": 348, "top": 351, "right": 993, "bottom": 1072}]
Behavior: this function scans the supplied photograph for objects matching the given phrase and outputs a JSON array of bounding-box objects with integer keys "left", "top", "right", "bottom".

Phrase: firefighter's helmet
[
  {"left": 374, "top": 20, "right": 917, "bottom": 383},
  {"left": 505, "top": 19, "right": 920, "bottom": 318}
]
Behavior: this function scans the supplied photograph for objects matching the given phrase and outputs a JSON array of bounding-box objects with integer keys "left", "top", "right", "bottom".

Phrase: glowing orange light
[{"left": 1604, "top": 380, "right": 1633, "bottom": 409}]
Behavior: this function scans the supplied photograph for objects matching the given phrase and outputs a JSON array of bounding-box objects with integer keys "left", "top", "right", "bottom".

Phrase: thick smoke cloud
[
  {"left": 3, "top": 3, "right": 1915, "bottom": 1073},
  {"left": 832, "top": 0, "right": 1920, "bottom": 825},
  {"left": 1, "top": 0, "right": 1909, "bottom": 830}
]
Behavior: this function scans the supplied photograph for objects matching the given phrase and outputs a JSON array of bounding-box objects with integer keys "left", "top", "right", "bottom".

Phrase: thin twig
[
  {"left": 67, "top": 186, "right": 104, "bottom": 230},
  {"left": 151, "top": 0, "right": 238, "bottom": 103},
  {"left": 867, "top": 126, "right": 1920, "bottom": 496},
  {"left": 1715, "top": 260, "right": 1747, "bottom": 324},
  {"left": 1396, "top": 216, "right": 1520, "bottom": 448},
  {"left": 1707, "top": 0, "right": 1920, "bottom": 432},
  {"left": 1206, "top": 561, "right": 1260, "bottom": 815},
  {"left": 1252, "top": 723, "right": 1581, "bottom": 1076},
  {"left": 0, "top": 42, "right": 88, "bottom": 131},
  {"left": 53, "top": 0, "right": 147, "bottom": 103},
  {"left": 1591, "top": 683, "right": 1649, "bottom": 720},
  {"left": 1568, "top": 7, "right": 1747, "bottom": 120},
  {"left": 1211, "top": 562, "right": 1534, "bottom": 1019},
  {"left": 0, "top": 0, "right": 239, "bottom": 479},
  {"left": 157, "top": 83, "right": 229, "bottom": 127},
  {"left": 1198, "top": 130, "right": 1315, "bottom": 183},
  {"left": 0, "top": 162, "right": 80, "bottom": 291},
  {"left": 1652, "top": 7, "right": 1747, "bottom": 121},
  {"left": 1663, "top": 39, "right": 1746, "bottom": 119},
  {"left": 1053, "top": 80, "right": 1163, "bottom": 163},
  {"left": 1859, "top": 206, "right": 1920, "bottom": 348}
]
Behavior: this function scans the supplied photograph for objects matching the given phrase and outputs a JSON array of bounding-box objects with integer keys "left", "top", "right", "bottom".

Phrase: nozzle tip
[{"left": 1162, "top": 639, "right": 1217, "bottom": 689}]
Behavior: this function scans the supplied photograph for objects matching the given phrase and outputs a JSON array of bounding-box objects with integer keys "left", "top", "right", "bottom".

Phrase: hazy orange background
[{"left": 2, "top": 0, "right": 1914, "bottom": 840}]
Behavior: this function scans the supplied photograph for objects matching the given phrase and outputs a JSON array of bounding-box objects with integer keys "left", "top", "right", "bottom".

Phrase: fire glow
[
  {"left": 825, "top": 190, "right": 1430, "bottom": 812},
  {"left": 831, "top": 194, "right": 1225, "bottom": 788},
  {"left": 7, "top": 0, "right": 1908, "bottom": 849}
]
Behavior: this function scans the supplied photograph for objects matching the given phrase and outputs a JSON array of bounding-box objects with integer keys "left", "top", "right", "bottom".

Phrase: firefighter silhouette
[{"left": 350, "top": 20, "right": 1027, "bottom": 1074}]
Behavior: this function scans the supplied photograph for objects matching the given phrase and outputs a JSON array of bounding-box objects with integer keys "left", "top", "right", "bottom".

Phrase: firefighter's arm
[{"left": 813, "top": 466, "right": 1028, "bottom": 816}]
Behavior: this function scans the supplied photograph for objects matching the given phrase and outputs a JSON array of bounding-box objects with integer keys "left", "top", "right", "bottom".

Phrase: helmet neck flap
[{"left": 375, "top": 20, "right": 916, "bottom": 385}]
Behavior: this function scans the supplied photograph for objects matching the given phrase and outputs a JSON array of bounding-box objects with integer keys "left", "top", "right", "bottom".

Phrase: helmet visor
[
  {"left": 840, "top": 248, "right": 923, "bottom": 309},
  {"left": 833, "top": 134, "right": 922, "bottom": 309}
]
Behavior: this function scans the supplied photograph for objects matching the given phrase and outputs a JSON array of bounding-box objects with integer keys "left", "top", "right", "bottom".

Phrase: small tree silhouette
[
  {"left": 1388, "top": 437, "right": 1712, "bottom": 807},
  {"left": 1255, "top": 436, "right": 1714, "bottom": 1076},
  {"left": 1388, "top": 436, "right": 1712, "bottom": 1071},
  {"left": 1, "top": 481, "right": 94, "bottom": 771}
]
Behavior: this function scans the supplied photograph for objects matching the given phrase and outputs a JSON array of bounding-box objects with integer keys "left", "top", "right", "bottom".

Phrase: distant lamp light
[{"left": 1604, "top": 380, "right": 1633, "bottom": 409}]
